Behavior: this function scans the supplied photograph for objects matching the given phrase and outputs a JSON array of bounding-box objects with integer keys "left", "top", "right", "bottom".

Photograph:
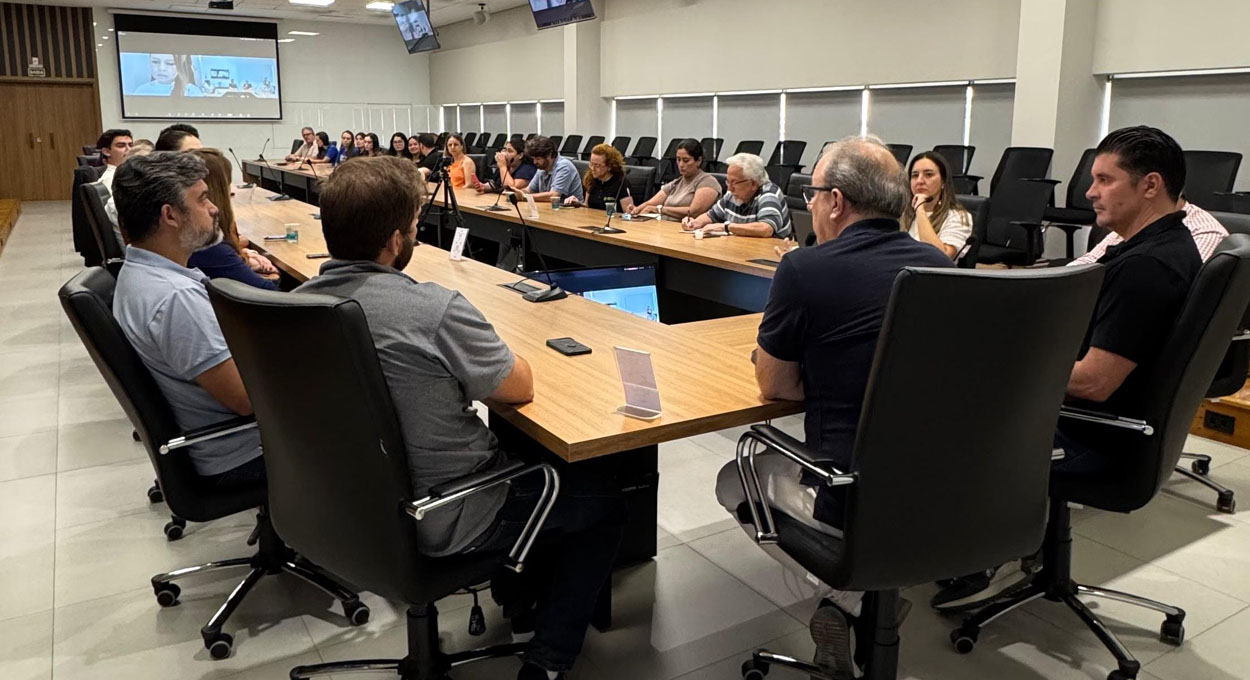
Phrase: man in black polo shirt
[
  {"left": 413, "top": 133, "right": 444, "bottom": 180},
  {"left": 932, "top": 126, "right": 1202, "bottom": 611},
  {"left": 715, "top": 135, "right": 952, "bottom": 678}
]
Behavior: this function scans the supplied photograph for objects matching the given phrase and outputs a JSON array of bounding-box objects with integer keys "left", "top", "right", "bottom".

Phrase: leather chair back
[
  {"left": 989, "top": 147, "right": 1053, "bottom": 196},
  {"left": 610, "top": 136, "right": 631, "bottom": 156},
  {"left": 1066, "top": 148, "right": 1097, "bottom": 212},
  {"left": 933, "top": 144, "right": 975, "bottom": 174},
  {"left": 792, "top": 210, "right": 814, "bottom": 247},
  {"left": 548, "top": 135, "right": 562, "bottom": 153},
  {"left": 957, "top": 195, "right": 989, "bottom": 268},
  {"left": 887, "top": 144, "right": 912, "bottom": 167},
  {"left": 784, "top": 173, "right": 812, "bottom": 213},
  {"left": 290, "top": 139, "right": 303, "bottom": 155},
  {"left": 624, "top": 164, "right": 656, "bottom": 203},
  {"left": 766, "top": 140, "right": 805, "bottom": 167},
  {"left": 58, "top": 269, "right": 263, "bottom": 523},
  {"left": 1184, "top": 150, "right": 1242, "bottom": 209},
  {"left": 571, "top": 158, "right": 589, "bottom": 181},
  {"left": 581, "top": 135, "right": 605, "bottom": 158},
  {"left": 462, "top": 132, "right": 477, "bottom": 149},
  {"left": 708, "top": 172, "right": 728, "bottom": 194},
  {"left": 71, "top": 165, "right": 106, "bottom": 264},
  {"left": 732, "top": 140, "right": 764, "bottom": 157},
  {"left": 208, "top": 280, "right": 491, "bottom": 603},
  {"left": 489, "top": 133, "right": 508, "bottom": 151},
  {"left": 80, "top": 183, "right": 125, "bottom": 274},
  {"left": 661, "top": 138, "right": 682, "bottom": 160},
  {"left": 700, "top": 137, "right": 723, "bottom": 162},
  {"left": 77, "top": 154, "right": 103, "bottom": 167},
  {"left": 630, "top": 136, "right": 657, "bottom": 160},
  {"left": 982, "top": 179, "right": 1052, "bottom": 249},
  {"left": 559, "top": 134, "right": 583, "bottom": 157},
  {"left": 834, "top": 265, "right": 1104, "bottom": 590}
]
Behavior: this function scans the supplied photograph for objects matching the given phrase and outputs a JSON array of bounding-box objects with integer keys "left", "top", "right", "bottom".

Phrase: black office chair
[
  {"left": 548, "top": 135, "right": 563, "bottom": 153},
  {"left": 571, "top": 158, "right": 589, "bottom": 179},
  {"left": 82, "top": 144, "right": 97, "bottom": 155},
  {"left": 79, "top": 183, "right": 125, "bottom": 277},
  {"left": 580, "top": 134, "right": 605, "bottom": 160},
  {"left": 886, "top": 144, "right": 912, "bottom": 167},
  {"left": 957, "top": 195, "right": 990, "bottom": 269},
  {"left": 627, "top": 136, "right": 657, "bottom": 166},
  {"left": 435, "top": 132, "right": 450, "bottom": 150},
  {"left": 709, "top": 172, "right": 728, "bottom": 194},
  {"left": 733, "top": 140, "right": 765, "bottom": 157},
  {"left": 624, "top": 164, "right": 657, "bottom": 204},
  {"left": 462, "top": 132, "right": 478, "bottom": 150},
  {"left": 792, "top": 210, "right": 814, "bottom": 248},
  {"left": 700, "top": 137, "right": 724, "bottom": 163},
  {"left": 973, "top": 179, "right": 1054, "bottom": 266},
  {"left": 954, "top": 234, "right": 1250, "bottom": 680},
  {"left": 559, "top": 134, "right": 583, "bottom": 158},
  {"left": 76, "top": 154, "right": 103, "bottom": 167},
  {"left": 290, "top": 139, "right": 303, "bottom": 155},
  {"left": 525, "top": 133, "right": 537, "bottom": 141},
  {"left": 961, "top": 146, "right": 1054, "bottom": 197},
  {"left": 205, "top": 280, "right": 560, "bottom": 680},
  {"left": 784, "top": 173, "right": 812, "bottom": 213},
  {"left": 610, "top": 135, "right": 632, "bottom": 156},
  {"left": 470, "top": 132, "right": 490, "bottom": 153},
  {"left": 489, "top": 133, "right": 509, "bottom": 151},
  {"left": 1184, "top": 150, "right": 1242, "bottom": 210},
  {"left": 766, "top": 168, "right": 794, "bottom": 194},
  {"left": 1042, "top": 148, "right": 1098, "bottom": 259},
  {"left": 933, "top": 144, "right": 976, "bottom": 175},
  {"left": 732, "top": 265, "right": 1104, "bottom": 680},
  {"left": 71, "top": 164, "right": 106, "bottom": 265},
  {"left": 59, "top": 269, "right": 368, "bottom": 660}
]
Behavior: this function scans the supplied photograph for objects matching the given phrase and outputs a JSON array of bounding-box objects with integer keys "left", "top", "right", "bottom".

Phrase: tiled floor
[{"left": 4, "top": 200, "right": 1250, "bottom": 679}]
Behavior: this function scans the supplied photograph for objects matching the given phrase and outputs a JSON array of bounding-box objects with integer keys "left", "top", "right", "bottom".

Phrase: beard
[
  {"left": 393, "top": 235, "right": 415, "bottom": 272},
  {"left": 180, "top": 215, "right": 222, "bottom": 252}
]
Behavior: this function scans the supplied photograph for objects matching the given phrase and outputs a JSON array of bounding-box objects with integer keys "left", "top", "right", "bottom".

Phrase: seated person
[
  {"left": 901, "top": 151, "right": 972, "bottom": 260},
  {"left": 362, "top": 133, "right": 382, "bottom": 157},
  {"left": 387, "top": 132, "right": 412, "bottom": 160},
  {"left": 111, "top": 152, "right": 264, "bottom": 489},
  {"left": 130, "top": 139, "right": 154, "bottom": 156},
  {"left": 285, "top": 127, "right": 318, "bottom": 164},
  {"left": 186, "top": 148, "right": 279, "bottom": 290},
  {"left": 309, "top": 132, "right": 336, "bottom": 165},
  {"left": 562, "top": 143, "right": 635, "bottom": 212},
  {"left": 1071, "top": 194, "right": 1227, "bottom": 264},
  {"left": 444, "top": 133, "right": 477, "bottom": 189},
  {"left": 681, "top": 153, "right": 792, "bottom": 238},
  {"left": 95, "top": 128, "right": 133, "bottom": 189},
  {"left": 294, "top": 156, "right": 625, "bottom": 680},
  {"left": 412, "top": 133, "right": 443, "bottom": 179},
  {"left": 336, "top": 130, "right": 359, "bottom": 166},
  {"left": 522, "top": 135, "right": 585, "bottom": 204},
  {"left": 628, "top": 138, "right": 722, "bottom": 220},
  {"left": 475, "top": 138, "right": 537, "bottom": 193},
  {"left": 154, "top": 125, "right": 202, "bottom": 152},
  {"left": 714, "top": 136, "right": 952, "bottom": 677},
  {"left": 933, "top": 126, "right": 1205, "bottom": 611}
]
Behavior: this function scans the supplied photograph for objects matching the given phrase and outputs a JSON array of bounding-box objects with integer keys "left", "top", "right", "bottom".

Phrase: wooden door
[{"left": 3, "top": 80, "right": 102, "bottom": 200}]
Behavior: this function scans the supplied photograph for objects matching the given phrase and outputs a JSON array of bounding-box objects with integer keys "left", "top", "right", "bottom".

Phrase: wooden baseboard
[{"left": 0, "top": 199, "right": 21, "bottom": 258}]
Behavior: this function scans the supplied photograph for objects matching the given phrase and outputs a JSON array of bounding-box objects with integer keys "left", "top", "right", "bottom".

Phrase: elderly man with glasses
[
  {"left": 714, "top": 135, "right": 953, "bottom": 679},
  {"left": 681, "top": 152, "right": 792, "bottom": 238}
]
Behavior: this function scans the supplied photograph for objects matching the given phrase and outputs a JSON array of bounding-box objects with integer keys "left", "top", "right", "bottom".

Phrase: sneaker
[
  {"left": 930, "top": 562, "right": 1030, "bottom": 613},
  {"left": 517, "top": 662, "right": 563, "bottom": 680},
  {"left": 810, "top": 599, "right": 860, "bottom": 680}
]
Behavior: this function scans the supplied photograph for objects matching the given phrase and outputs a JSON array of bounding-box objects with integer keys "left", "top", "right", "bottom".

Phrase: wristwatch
[{"left": 723, "top": 221, "right": 733, "bottom": 235}]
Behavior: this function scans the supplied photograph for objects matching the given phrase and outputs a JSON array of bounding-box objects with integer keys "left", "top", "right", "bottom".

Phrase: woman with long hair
[
  {"left": 901, "top": 150, "right": 972, "bottom": 260},
  {"left": 565, "top": 143, "right": 635, "bottom": 211},
  {"left": 309, "top": 131, "right": 336, "bottom": 165},
  {"left": 474, "top": 137, "right": 536, "bottom": 193},
  {"left": 186, "top": 148, "right": 280, "bottom": 290},
  {"left": 363, "top": 133, "right": 382, "bottom": 157},
  {"left": 388, "top": 132, "right": 412, "bottom": 159},
  {"left": 444, "top": 133, "right": 477, "bottom": 188},
  {"left": 334, "top": 130, "right": 356, "bottom": 166}
]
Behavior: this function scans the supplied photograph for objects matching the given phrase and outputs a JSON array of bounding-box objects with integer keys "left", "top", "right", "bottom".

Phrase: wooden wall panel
[{"left": 0, "top": 2, "right": 95, "bottom": 79}]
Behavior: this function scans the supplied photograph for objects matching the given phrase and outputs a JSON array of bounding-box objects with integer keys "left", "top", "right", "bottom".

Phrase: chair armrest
[
  {"left": 734, "top": 424, "right": 854, "bottom": 544},
  {"left": 407, "top": 461, "right": 559, "bottom": 573},
  {"left": 160, "top": 415, "right": 257, "bottom": 454},
  {"left": 1231, "top": 330, "right": 1250, "bottom": 343},
  {"left": 1023, "top": 178, "right": 1061, "bottom": 185},
  {"left": 955, "top": 173, "right": 983, "bottom": 182},
  {"left": 1047, "top": 223, "right": 1084, "bottom": 234},
  {"left": 1010, "top": 220, "right": 1046, "bottom": 231},
  {"left": 1058, "top": 406, "right": 1154, "bottom": 436}
]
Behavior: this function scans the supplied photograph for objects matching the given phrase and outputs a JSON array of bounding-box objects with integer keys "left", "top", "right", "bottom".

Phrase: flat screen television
[
  {"left": 392, "top": 0, "right": 439, "bottom": 54},
  {"left": 528, "top": 0, "right": 596, "bottom": 30}
]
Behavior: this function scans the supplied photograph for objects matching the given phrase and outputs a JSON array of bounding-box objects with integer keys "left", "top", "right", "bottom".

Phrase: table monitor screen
[{"left": 540, "top": 265, "right": 659, "bottom": 322}]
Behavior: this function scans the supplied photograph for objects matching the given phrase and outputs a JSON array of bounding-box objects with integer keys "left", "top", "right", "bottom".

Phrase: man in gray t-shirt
[
  {"left": 300, "top": 156, "right": 624, "bottom": 680},
  {"left": 110, "top": 152, "right": 264, "bottom": 487}
]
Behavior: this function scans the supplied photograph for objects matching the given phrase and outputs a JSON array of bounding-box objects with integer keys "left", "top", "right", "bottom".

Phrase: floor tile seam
[
  {"left": 0, "top": 605, "right": 54, "bottom": 626},
  {"left": 679, "top": 539, "right": 796, "bottom": 621},
  {"left": 671, "top": 628, "right": 807, "bottom": 680}
]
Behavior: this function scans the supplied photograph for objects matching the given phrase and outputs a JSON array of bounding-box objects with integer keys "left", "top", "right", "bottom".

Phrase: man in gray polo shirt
[
  {"left": 295, "top": 156, "right": 623, "bottom": 680},
  {"left": 111, "top": 152, "right": 264, "bottom": 488}
]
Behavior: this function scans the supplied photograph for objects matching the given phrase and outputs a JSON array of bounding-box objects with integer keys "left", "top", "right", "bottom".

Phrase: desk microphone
[
  {"left": 483, "top": 158, "right": 511, "bottom": 212},
  {"left": 508, "top": 193, "right": 567, "bottom": 303},
  {"left": 596, "top": 174, "right": 629, "bottom": 234},
  {"left": 228, "top": 147, "right": 254, "bottom": 189},
  {"left": 259, "top": 140, "right": 292, "bottom": 201}
]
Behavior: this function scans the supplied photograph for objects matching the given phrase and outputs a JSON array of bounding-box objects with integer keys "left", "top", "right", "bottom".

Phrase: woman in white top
[
  {"left": 627, "top": 138, "right": 722, "bottom": 220},
  {"left": 901, "top": 151, "right": 972, "bottom": 260}
]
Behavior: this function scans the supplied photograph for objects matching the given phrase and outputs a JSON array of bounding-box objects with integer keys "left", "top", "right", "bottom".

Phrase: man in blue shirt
[
  {"left": 715, "top": 136, "right": 952, "bottom": 679},
  {"left": 522, "top": 136, "right": 584, "bottom": 203},
  {"left": 111, "top": 152, "right": 264, "bottom": 489}
]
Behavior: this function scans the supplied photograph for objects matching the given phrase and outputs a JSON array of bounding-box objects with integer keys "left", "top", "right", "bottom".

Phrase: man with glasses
[
  {"left": 714, "top": 136, "right": 952, "bottom": 679},
  {"left": 681, "top": 152, "right": 792, "bottom": 238}
]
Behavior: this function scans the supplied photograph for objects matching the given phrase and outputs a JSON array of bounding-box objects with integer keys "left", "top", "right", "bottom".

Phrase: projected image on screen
[
  {"left": 392, "top": 0, "right": 439, "bottom": 54},
  {"left": 529, "top": 0, "right": 596, "bottom": 29},
  {"left": 114, "top": 14, "right": 282, "bottom": 120}
]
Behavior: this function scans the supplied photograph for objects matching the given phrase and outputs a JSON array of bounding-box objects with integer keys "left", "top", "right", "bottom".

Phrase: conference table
[
  {"left": 231, "top": 185, "right": 801, "bottom": 569},
  {"left": 241, "top": 159, "right": 784, "bottom": 321}
]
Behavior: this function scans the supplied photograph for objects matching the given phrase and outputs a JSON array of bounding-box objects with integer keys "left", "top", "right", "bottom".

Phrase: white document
[
  {"left": 613, "top": 346, "right": 661, "bottom": 420},
  {"left": 449, "top": 227, "right": 469, "bottom": 261}
]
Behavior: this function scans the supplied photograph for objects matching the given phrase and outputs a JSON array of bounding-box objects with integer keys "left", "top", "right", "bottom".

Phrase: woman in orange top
[{"left": 444, "top": 133, "right": 477, "bottom": 188}]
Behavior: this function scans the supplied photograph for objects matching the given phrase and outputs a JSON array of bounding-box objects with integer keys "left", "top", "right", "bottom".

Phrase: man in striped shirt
[
  {"left": 1070, "top": 198, "right": 1227, "bottom": 264},
  {"left": 682, "top": 153, "right": 793, "bottom": 238}
]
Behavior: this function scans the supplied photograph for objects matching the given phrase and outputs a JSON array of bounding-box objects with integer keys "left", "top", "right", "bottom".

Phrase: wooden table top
[
  {"left": 245, "top": 159, "right": 783, "bottom": 279},
  {"left": 232, "top": 187, "right": 800, "bottom": 461}
]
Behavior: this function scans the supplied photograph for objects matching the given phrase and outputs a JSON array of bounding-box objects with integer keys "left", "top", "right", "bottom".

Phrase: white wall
[
  {"left": 1094, "top": 0, "right": 1250, "bottom": 75},
  {"left": 95, "top": 12, "right": 431, "bottom": 178},
  {"left": 429, "top": 5, "right": 562, "bottom": 103},
  {"left": 599, "top": 0, "right": 1020, "bottom": 97}
]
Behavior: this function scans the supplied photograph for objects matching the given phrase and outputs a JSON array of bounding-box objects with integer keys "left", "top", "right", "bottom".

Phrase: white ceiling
[{"left": 27, "top": 0, "right": 532, "bottom": 27}]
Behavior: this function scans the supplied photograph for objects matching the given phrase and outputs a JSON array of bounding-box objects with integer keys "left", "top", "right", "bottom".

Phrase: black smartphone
[
  {"left": 306, "top": 252, "right": 330, "bottom": 259},
  {"left": 546, "top": 337, "right": 592, "bottom": 356}
]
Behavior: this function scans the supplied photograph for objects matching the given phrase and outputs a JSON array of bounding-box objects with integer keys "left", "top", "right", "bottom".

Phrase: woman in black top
[
  {"left": 564, "top": 143, "right": 635, "bottom": 211},
  {"left": 388, "top": 132, "right": 411, "bottom": 159},
  {"left": 475, "top": 138, "right": 537, "bottom": 193}
]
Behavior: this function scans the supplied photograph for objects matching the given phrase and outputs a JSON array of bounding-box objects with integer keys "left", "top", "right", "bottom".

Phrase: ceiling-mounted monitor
[
  {"left": 529, "top": 0, "right": 596, "bottom": 30},
  {"left": 392, "top": 0, "right": 439, "bottom": 54}
]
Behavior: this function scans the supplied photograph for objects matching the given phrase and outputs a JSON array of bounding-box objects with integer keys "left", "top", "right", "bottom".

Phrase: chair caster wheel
[
  {"left": 1191, "top": 458, "right": 1211, "bottom": 475},
  {"left": 344, "top": 599, "right": 370, "bottom": 626},
  {"left": 1108, "top": 670, "right": 1136, "bottom": 680},
  {"left": 147, "top": 484, "right": 163, "bottom": 504},
  {"left": 164, "top": 518, "right": 186, "bottom": 541},
  {"left": 951, "top": 626, "right": 978, "bottom": 654},
  {"left": 1217, "top": 492, "right": 1236, "bottom": 514},
  {"left": 153, "top": 581, "right": 180, "bottom": 607},
  {"left": 1161, "top": 616, "right": 1185, "bottom": 645},
  {"left": 132, "top": 430, "right": 142, "bottom": 442},
  {"left": 741, "top": 658, "right": 768, "bottom": 679},
  {"left": 205, "top": 632, "right": 234, "bottom": 659}
]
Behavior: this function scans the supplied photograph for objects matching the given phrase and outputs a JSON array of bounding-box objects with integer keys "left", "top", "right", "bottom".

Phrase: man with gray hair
[
  {"left": 112, "top": 152, "right": 265, "bottom": 489},
  {"left": 714, "top": 136, "right": 951, "bottom": 678},
  {"left": 682, "top": 152, "right": 792, "bottom": 238}
]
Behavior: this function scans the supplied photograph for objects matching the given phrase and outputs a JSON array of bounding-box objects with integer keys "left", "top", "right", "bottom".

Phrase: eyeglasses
[
  {"left": 725, "top": 177, "right": 753, "bottom": 188},
  {"left": 800, "top": 184, "right": 835, "bottom": 205},
  {"left": 588, "top": 161, "right": 607, "bottom": 169}
]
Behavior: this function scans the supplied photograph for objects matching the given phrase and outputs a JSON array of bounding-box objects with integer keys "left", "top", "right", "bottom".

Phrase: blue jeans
[{"left": 465, "top": 461, "right": 627, "bottom": 673}]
